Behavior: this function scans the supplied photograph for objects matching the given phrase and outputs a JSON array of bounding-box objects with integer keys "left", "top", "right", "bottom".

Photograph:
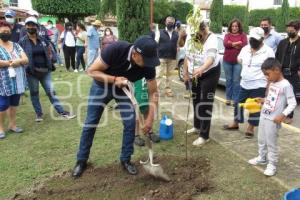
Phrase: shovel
[
  {"left": 121, "top": 81, "right": 170, "bottom": 182},
  {"left": 139, "top": 134, "right": 170, "bottom": 182}
]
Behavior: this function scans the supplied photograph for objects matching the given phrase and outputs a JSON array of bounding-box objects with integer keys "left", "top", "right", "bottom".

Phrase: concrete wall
[{"left": 18, "top": 0, "right": 32, "bottom": 10}]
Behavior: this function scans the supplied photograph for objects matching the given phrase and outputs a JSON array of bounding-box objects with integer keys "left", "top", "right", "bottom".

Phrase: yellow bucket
[{"left": 239, "top": 98, "right": 261, "bottom": 113}]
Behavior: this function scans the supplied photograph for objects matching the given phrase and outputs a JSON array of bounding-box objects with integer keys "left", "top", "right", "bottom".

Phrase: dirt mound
[{"left": 14, "top": 155, "right": 211, "bottom": 200}]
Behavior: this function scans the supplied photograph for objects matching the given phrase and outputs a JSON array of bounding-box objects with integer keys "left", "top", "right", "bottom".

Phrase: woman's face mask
[
  {"left": 5, "top": 17, "right": 15, "bottom": 25},
  {"left": 27, "top": 28, "right": 37, "bottom": 35},
  {"left": 0, "top": 32, "right": 12, "bottom": 42},
  {"left": 249, "top": 38, "right": 262, "bottom": 50},
  {"left": 105, "top": 31, "right": 111, "bottom": 36}
]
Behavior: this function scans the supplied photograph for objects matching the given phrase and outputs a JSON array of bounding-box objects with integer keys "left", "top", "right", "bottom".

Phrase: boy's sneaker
[
  {"left": 264, "top": 164, "right": 277, "bottom": 176},
  {"left": 74, "top": 69, "right": 78, "bottom": 73},
  {"left": 35, "top": 114, "right": 43, "bottom": 122},
  {"left": 0, "top": 132, "right": 6, "bottom": 139},
  {"left": 134, "top": 135, "right": 145, "bottom": 146},
  {"left": 248, "top": 156, "right": 267, "bottom": 165},
  {"left": 60, "top": 111, "right": 76, "bottom": 120},
  {"left": 185, "top": 127, "right": 200, "bottom": 135},
  {"left": 149, "top": 132, "right": 160, "bottom": 143},
  {"left": 192, "top": 137, "right": 209, "bottom": 146}
]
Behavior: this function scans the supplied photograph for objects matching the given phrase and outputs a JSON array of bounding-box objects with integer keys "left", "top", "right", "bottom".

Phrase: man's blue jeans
[
  {"left": 223, "top": 61, "right": 242, "bottom": 103},
  {"left": 87, "top": 48, "right": 99, "bottom": 67},
  {"left": 27, "top": 72, "right": 65, "bottom": 115},
  {"left": 77, "top": 81, "right": 136, "bottom": 162}
]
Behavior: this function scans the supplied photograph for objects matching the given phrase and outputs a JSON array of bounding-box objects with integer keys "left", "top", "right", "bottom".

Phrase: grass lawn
[{"left": 0, "top": 70, "right": 287, "bottom": 199}]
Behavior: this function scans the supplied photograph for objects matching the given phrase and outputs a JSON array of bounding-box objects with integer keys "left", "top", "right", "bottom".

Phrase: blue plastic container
[
  {"left": 159, "top": 115, "right": 173, "bottom": 140},
  {"left": 284, "top": 188, "right": 300, "bottom": 200}
]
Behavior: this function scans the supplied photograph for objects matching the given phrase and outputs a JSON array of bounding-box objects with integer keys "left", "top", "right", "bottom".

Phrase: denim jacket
[{"left": 18, "top": 35, "right": 52, "bottom": 72}]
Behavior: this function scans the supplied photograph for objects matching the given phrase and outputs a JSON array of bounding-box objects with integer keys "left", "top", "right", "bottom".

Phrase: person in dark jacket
[
  {"left": 156, "top": 16, "right": 179, "bottom": 97},
  {"left": 275, "top": 20, "right": 300, "bottom": 124},
  {"left": 19, "top": 10, "right": 50, "bottom": 41},
  {"left": 19, "top": 17, "right": 76, "bottom": 122}
]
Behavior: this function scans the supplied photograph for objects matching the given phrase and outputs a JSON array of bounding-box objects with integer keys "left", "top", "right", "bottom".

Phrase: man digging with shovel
[{"left": 72, "top": 35, "right": 160, "bottom": 177}]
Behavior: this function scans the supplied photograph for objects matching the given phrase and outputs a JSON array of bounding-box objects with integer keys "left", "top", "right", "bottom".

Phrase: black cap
[{"left": 133, "top": 35, "right": 160, "bottom": 68}]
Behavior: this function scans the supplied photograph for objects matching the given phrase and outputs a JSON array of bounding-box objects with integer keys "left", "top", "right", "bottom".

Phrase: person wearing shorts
[{"left": 134, "top": 78, "right": 160, "bottom": 146}]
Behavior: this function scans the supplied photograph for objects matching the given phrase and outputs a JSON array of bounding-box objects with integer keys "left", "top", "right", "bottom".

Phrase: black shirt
[
  {"left": 11, "top": 23, "right": 23, "bottom": 43},
  {"left": 282, "top": 42, "right": 295, "bottom": 69},
  {"left": 30, "top": 39, "right": 48, "bottom": 68},
  {"left": 100, "top": 41, "right": 156, "bottom": 82}
]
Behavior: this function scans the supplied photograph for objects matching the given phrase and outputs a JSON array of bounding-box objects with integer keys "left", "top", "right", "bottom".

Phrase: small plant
[{"left": 186, "top": 8, "right": 204, "bottom": 85}]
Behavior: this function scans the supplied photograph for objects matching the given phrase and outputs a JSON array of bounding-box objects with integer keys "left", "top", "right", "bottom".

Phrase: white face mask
[
  {"left": 47, "top": 25, "right": 53, "bottom": 29},
  {"left": 5, "top": 17, "right": 15, "bottom": 25},
  {"left": 105, "top": 31, "right": 110, "bottom": 35}
]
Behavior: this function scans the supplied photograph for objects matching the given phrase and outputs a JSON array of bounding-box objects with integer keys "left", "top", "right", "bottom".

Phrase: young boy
[
  {"left": 248, "top": 58, "right": 297, "bottom": 176},
  {"left": 134, "top": 78, "right": 160, "bottom": 146}
]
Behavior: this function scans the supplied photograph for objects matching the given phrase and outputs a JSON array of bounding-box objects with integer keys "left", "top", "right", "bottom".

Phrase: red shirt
[{"left": 223, "top": 33, "right": 247, "bottom": 64}]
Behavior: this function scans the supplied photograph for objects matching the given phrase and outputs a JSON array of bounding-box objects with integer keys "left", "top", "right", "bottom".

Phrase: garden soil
[{"left": 13, "top": 155, "right": 211, "bottom": 200}]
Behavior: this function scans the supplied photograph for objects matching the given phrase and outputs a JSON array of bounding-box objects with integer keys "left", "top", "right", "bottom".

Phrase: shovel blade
[{"left": 142, "top": 163, "right": 171, "bottom": 182}]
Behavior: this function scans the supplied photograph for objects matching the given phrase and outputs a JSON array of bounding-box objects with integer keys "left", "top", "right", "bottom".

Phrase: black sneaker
[
  {"left": 72, "top": 161, "right": 87, "bottom": 178},
  {"left": 134, "top": 135, "right": 145, "bottom": 146},
  {"left": 60, "top": 111, "right": 76, "bottom": 120},
  {"left": 35, "top": 114, "right": 43, "bottom": 122},
  {"left": 149, "top": 132, "right": 160, "bottom": 143},
  {"left": 121, "top": 161, "right": 138, "bottom": 175}
]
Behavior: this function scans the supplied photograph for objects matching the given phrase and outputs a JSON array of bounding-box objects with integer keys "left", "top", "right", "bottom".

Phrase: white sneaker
[
  {"left": 74, "top": 69, "right": 78, "bottom": 73},
  {"left": 185, "top": 127, "right": 200, "bottom": 135},
  {"left": 192, "top": 137, "right": 209, "bottom": 146},
  {"left": 264, "top": 164, "right": 277, "bottom": 176},
  {"left": 248, "top": 156, "right": 267, "bottom": 166}
]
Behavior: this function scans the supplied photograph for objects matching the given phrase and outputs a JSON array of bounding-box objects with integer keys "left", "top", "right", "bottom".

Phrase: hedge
[
  {"left": 223, "top": 5, "right": 248, "bottom": 32},
  {"left": 210, "top": 0, "right": 223, "bottom": 33},
  {"left": 249, "top": 7, "right": 300, "bottom": 29}
]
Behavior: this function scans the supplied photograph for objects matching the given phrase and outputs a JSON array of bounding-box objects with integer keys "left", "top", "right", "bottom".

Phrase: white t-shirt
[
  {"left": 238, "top": 44, "right": 274, "bottom": 89},
  {"left": 60, "top": 31, "right": 76, "bottom": 47},
  {"left": 185, "top": 33, "right": 220, "bottom": 77},
  {"left": 261, "top": 79, "right": 297, "bottom": 120}
]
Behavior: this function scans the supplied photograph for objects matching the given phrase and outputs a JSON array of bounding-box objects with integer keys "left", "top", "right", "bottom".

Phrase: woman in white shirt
[
  {"left": 60, "top": 22, "right": 76, "bottom": 71},
  {"left": 223, "top": 27, "right": 275, "bottom": 138},
  {"left": 183, "top": 21, "right": 221, "bottom": 146}
]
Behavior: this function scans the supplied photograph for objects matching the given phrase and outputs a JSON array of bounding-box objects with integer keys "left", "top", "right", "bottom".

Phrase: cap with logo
[
  {"left": 249, "top": 27, "right": 264, "bottom": 40},
  {"left": 25, "top": 17, "right": 38, "bottom": 25},
  {"left": 133, "top": 35, "right": 160, "bottom": 68},
  {"left": 4, "top": 10, "right": 16, "bottom": 17}
]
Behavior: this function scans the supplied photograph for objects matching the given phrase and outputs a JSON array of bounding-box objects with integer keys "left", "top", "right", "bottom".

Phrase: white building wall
[
  {"left": 224, "top": 0, "right": 300, "bottom": 10},
  {"left": 18, "top": 0, "right": 32, "bottom": 10}
]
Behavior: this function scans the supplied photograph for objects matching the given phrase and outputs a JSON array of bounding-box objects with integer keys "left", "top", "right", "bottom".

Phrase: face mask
[
  {"left": 105, "top": 31, "right": 110, "bottom": 35},
  {"left": 0, "top": 33, "right": 11, "bottom": 42},
  {"left": 5, "top": 17, "right": 15, "bottom": 25},
  {"left": 47, "top": 25, "right": 53, "bottom": 29},
  {"left": 262, "top": 27, "right": 269, "bottom": 34},
  {"left": 288, "top": 32, "right": 297, "bottom": 39},
  {"left": 166, "top": 23, "right": 174, "bottom": 31},
  {"left": 27, "top": 28, "right": 37, "bottom": 35},
  {"left": 67, "top": 26, "right": 73, "bottom": 31},
  {"left": 249, "top": 38, "right": 262, "bottom": 49}
]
